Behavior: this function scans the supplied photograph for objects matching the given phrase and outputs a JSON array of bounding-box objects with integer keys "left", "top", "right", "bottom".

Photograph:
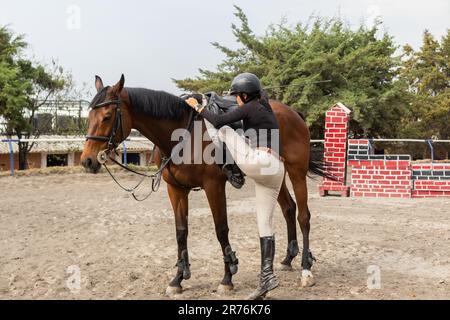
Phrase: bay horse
[{"left": 81, "top": 74, "right": 325, "bottom": 295}]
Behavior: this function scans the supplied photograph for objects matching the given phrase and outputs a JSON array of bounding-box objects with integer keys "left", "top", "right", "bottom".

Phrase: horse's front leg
[
  {"left": 166, "top": 183, "right": 191, "bottom": 295},
  {"left": 204, "top": 178, "right": 239, "bottom": 293}
]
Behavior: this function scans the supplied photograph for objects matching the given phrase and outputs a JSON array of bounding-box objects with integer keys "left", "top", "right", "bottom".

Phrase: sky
[{"left": 0, "top": 0, "right": 449, "bottom": 98}]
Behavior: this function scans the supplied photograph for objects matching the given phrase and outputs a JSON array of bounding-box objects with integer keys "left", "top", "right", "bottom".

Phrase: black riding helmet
[{"left": 230, "top": 73, "right": 262, "bottom": 96}]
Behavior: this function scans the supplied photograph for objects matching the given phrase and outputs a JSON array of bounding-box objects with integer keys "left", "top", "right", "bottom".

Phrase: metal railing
[
  {"left": 0, "top": 100, "right": 91, "bottom": 135},
  {"left": 1, "top": 137, "right": 449, "bottom": 177},
  {"left": 364, "top": 139, "right": 450, "bottom": 163},
  {"left": 0, "top": 137, "right": 154, "bottom": 176}
]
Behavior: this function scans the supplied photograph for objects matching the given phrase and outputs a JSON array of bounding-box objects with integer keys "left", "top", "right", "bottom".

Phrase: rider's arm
[{"left": 199, "top": 107, "right": 247, "bottom": 129}]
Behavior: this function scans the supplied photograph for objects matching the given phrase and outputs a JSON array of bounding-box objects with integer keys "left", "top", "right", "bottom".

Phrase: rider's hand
[{"left": 185, "top": 98, "right": 200, "bottom": 109}]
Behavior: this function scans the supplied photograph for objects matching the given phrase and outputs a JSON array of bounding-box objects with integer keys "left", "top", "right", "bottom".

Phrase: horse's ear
[
  {"left": 112, "top": 74, "right": 125, "bottom": 95},
  {"left": 95, "top": 75, "right": 104, "bottom": 93}
]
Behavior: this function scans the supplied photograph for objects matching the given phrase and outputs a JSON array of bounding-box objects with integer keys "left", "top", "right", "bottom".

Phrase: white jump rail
[
  {"left": 9, "top": 138, "right": 450, "bottom": 143},
  {"left": 303, "top": 139, "right": 450, "bottom": 143},
  {"left": 17, "top": 137, "right": 151, "bottom": 143},
  {"left": 370, "top": 139, "right": 450, "bottom": 143}
]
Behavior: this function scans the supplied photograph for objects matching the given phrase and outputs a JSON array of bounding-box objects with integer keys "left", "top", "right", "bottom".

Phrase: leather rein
[{"left": 86, "top": 97, "right": 201, "bottom": 202}]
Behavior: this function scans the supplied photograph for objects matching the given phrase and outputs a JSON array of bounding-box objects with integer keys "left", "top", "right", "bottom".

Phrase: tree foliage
[
  {"left": 400, "top": 30, "right": 450, "bottom": 139},
  {"left": 0, "top": 26, "right": 71, "bottom": 169},
  {"left": 174, "top": 6, "right": 449, "bottom": 140}
]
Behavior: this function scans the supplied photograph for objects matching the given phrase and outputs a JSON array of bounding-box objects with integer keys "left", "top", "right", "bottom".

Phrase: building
[{"left": 0, "top": 135, "right": 155, "bottom": 172}]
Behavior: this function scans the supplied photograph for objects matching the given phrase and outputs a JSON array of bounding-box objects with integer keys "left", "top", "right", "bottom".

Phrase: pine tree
[
  {"left": 173, "top": 6, "right": 410, "bottom": 139},
  {"left": 400, "top": 30, "right": 450, "bottom": 139}
]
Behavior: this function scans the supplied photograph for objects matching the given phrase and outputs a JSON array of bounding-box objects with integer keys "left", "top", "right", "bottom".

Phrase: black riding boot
[
  {"left": 248, "top": 236, "right": 279, "bottom": 300},
  {"left": 222, "top": 164, "right": 245, "bottom": 189}
]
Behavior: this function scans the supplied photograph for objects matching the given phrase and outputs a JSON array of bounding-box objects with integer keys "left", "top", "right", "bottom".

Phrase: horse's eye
[{"left": 102, "top": 115, "right": 112, "bottom": 123}]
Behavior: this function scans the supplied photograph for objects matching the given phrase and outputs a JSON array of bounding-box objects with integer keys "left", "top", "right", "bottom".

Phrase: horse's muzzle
[{"left": 82, "top": 156, "right": 102, "bottom": 174}]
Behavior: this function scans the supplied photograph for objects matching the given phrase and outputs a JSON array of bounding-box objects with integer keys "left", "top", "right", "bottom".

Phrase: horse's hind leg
[
  {"left": 288, "top": 169, "right": 316, "bottom": 287},
  {"left": 166, "top": 184, "right": 191, "bottom": 296},
  {"left": 204, "top": 179, "right": 238, "bottom": 293},
  {"left": 278, "top": 180, "right": 299, "bottom": 271}
]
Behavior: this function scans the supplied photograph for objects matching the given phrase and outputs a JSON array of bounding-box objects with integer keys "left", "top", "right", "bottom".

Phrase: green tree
[
  {"left": 0, "top": 26, "right": 70, "bottom": 169},
  {"left": 174, "top": 6, "right": 411, "bottom": 139},
  {"left": 400, "top": 30, "right": 450, "bottom": 139}
]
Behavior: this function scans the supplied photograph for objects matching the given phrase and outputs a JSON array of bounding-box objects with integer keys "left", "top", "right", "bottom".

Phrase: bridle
[
  {"left": 86, "top": 98, "right": 123, "bottom": 151},
  {"left": 86, "top": 94, "right": 200, "bottom": 201}
]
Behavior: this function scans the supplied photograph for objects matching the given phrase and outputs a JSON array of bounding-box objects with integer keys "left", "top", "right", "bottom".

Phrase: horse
[{"left": 81, "top": 74, "right": 326, "bottom": 295}]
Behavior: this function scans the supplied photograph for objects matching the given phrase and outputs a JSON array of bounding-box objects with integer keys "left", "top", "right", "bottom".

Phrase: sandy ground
[{"left": 0, "top": 171, "right": 449, "bottom": 300}]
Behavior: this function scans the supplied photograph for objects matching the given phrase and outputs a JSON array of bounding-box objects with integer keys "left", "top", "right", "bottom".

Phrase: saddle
[{"left": 203, "top": 92, "right": 244, "bottom": 130}]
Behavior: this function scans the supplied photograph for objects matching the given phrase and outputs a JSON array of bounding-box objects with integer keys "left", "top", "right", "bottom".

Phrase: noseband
[{"left": 86, "top": 98, "right": 123, "bottom": 151}]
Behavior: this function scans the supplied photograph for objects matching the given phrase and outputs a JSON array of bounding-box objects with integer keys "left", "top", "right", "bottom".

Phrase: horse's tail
[
  {"left": 292, "top": 109, "right": 340, "bottom": 181},
  {"left": 308, "top": 150, "right": 341, "bottom": 182}
]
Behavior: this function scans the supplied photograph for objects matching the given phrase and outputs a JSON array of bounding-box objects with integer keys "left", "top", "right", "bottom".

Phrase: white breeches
[{"left": 205, "top": 120, "right": 285, "bottom": 237}]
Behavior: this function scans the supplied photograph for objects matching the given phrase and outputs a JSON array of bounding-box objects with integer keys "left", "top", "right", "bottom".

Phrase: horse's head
[{"left": 81, "top": 74, "right": 132, "bottom": 173}]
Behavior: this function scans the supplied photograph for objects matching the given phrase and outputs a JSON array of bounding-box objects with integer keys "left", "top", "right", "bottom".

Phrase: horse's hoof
[
  {"left": 165, "top": 286, "right": 183, "bottom": 296},
  {"left": 217, "top": 284, "right": 234, "bottom": 294},
  {"left": 279, "top": 263, "right": 293, "bottom": 271},
  {"left": 301, "top": 270, "right": 316, "bottom": 287}
]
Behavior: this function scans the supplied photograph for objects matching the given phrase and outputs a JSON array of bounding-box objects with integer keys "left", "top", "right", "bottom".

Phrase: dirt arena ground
[{"left": 0, "top": 171, "right": 449, "bottom": 300}]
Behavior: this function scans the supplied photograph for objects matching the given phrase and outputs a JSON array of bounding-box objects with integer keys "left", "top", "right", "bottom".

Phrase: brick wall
[
  {"left": 411, "top": 164, "right": 450, "bottom": 198},
  {"left": 27, "top": 153, "right": 42, "bottom": 169},
  {"left": 348, "top": 140, "right": 412, "bottom": 198},
  {"left": 318, "top": 103, "right": 449, "bottom": 199},
  {"left": 319, "top": 103, "right": 351, "bottom": 197},
  {"left": 0, "top": 153, "right": 41, "bottom": 171},
  {"left": 0, "top": 154, "right": 19, "bottom": 171},
  {"left": 347, "top": 143, "right": 450, "bottom": 198},
  {"left": 350, "top": 160, "right": 412, "bottom": 198}
]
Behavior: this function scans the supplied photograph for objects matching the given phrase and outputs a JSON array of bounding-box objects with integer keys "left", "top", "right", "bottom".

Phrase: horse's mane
[
  {"left": 126, "top": 87, "right": 191, "bottom": 120},
  {"left": 89, "top": 86, "right": 191, "bottom": 120}
]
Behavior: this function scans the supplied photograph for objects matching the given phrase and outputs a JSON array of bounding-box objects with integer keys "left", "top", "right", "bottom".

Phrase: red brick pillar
[{"left": 319, "top": 103, "right": 351, "bottom": 197}]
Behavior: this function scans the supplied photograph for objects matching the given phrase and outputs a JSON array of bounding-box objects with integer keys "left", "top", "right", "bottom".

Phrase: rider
[{"left": 185, "top": 73, "right": 285, "bottom": 299}]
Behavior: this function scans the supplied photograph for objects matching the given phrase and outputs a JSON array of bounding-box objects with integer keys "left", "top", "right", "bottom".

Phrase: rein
[{"left": 86, "top": 97, "right": 201, "bottom": 201}]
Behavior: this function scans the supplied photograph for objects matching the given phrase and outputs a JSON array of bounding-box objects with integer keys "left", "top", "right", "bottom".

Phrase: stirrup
[{"left": 222, "top": 164, "right": 245, "bottom": 189}]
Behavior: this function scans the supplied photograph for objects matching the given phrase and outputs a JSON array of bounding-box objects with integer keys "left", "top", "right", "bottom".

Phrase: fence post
[
  {"left": 368, "top": 138, "right": 374, "bottom": 155},
  {"left": 6, "top": 139, "right": 15, "bottom": 177},
  {"left": 426, "top": 139, "right": 434, "bottom": 164},
  {"left": 122, "top": 142, "right": 128, "bottom": 167},
  {"left": 318, "top": 102, "right": 351, "bottom": 197}
]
